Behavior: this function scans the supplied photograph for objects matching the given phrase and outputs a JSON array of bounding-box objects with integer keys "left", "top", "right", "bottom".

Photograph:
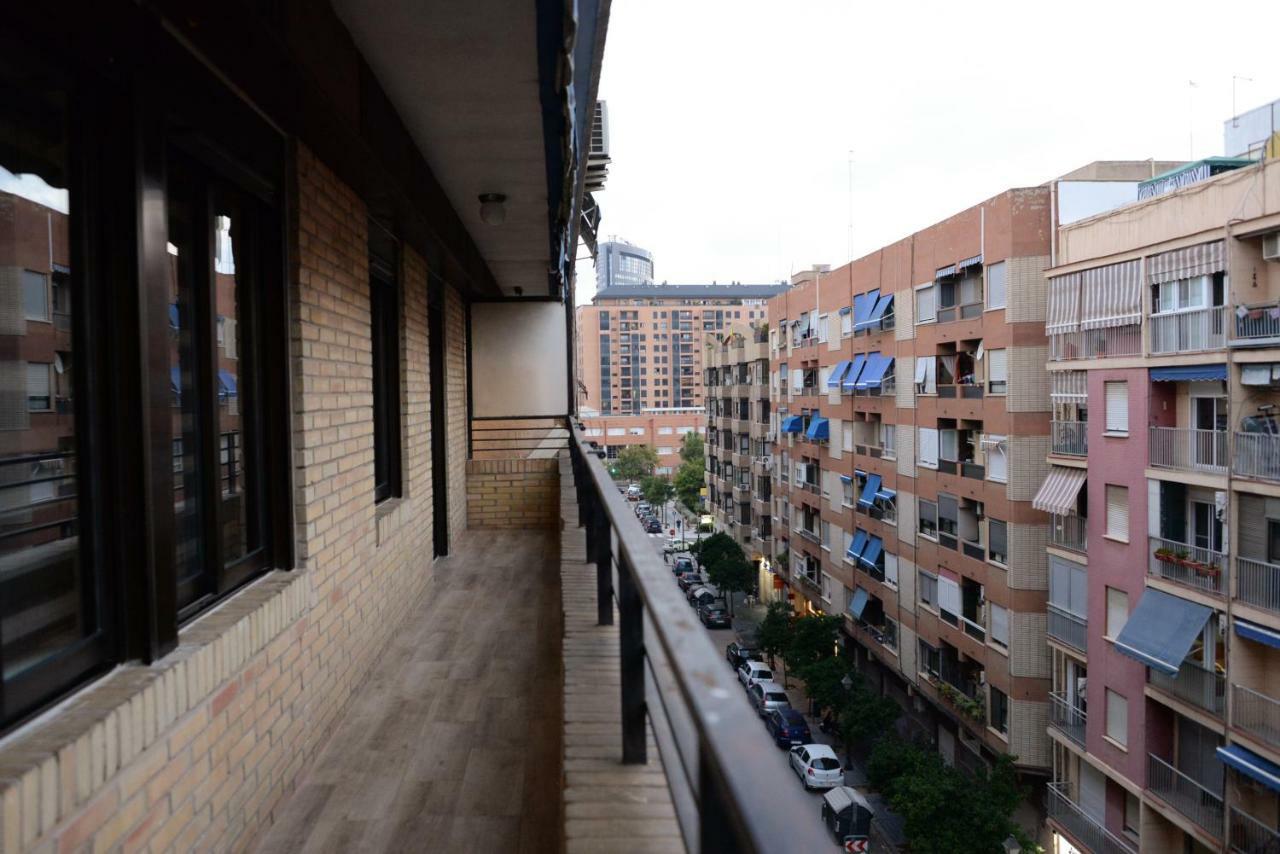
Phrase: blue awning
[
  {"left": 854, "top": 469, "right": 866, "bottom": 480},
  {"left": 1150, "top": 364, "right": 1227, "bottom": 382},
  {"left": 218, "top": 369, "right": 238, "bottom": 397},
  {"left": 170, "top": 366, "right": 181, "bottom": 395},
  {"left": 856, "top": 354, "right": 894, "bottom": 390},
  {"left": 859, "top": 536, "right": 883, "bottom": 571},
  {"left": 1218, "top": 745, "right": 1280, "bottom": 793},
  {"left": 168, "top": 304, "right": 180, "bottom": 330},
  {"left": 1235, "top": 619, "right": 1280, "bottom": 650},
  {"left": 858, "top": 474, "right": 883, "bottom": 508},
  {"left": 868, "top": 293, "right": 894, "bottom": 324},
  {"left": 806, "top": 416, "right": 830, "bottom": 441},
  {"left": 854, "top": 289, "right": 881, "bottom": 330},
  {"left": 842, "top": 355, "right": 867, "bottom": 391},
  {"left": 838, "top": 306, "right": 852, "bottom": 315},
  {"left": 781, "top": 415, "right": 803, "bottom": 434},
  {"left": 1113, "top": 588, "right": 1213, "bottom": 676},
  {"left": 849, "top": 587, "right": 869, "bottom": 619},
  {"left": 827, "top": 360, "right": 852, "bottom": 389},
  {"left": 846, "top": 530, "right": 868, "bottom": 561},
  {"left": 839, "top": 474, "right": 852, "bottom": 485},
  {"left": 876, "top": 488, "right": 896, "bottom": 502}
]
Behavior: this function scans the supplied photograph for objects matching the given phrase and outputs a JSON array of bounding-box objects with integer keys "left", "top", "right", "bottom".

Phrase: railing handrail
[
  {"left": 1047, "top": 781, "right": 1137, "bottom": 854},
  {"left": 569, "top": 424, "right": 833, "bottom": 853}
]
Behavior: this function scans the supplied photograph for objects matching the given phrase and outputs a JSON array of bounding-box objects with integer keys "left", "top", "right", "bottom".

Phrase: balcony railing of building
[
  {"left": 1046, "top": 782, "right": 1137, "bottom": 854},
  {"left": 569, "top": 425, "right": 833, "bottom": 853},
  {"left": 1052, "top": 421, "right": 1088, "bottom": 456},
  {"left": 1233, "top": 301, "right": 1280, "bottom": 344},
  {"left": 1050, "top": 514, "right": 1088, "bottom": 552},
  {"left": 1149, "top": 426, "right": 1228, "bottom": 475},
  {"left": 1050, "top": 325, "right": 1142, "bottom": 361},
  {"left": 1234, "top": 432, "right": 1280, "bottom": 482},
  {"left": 1049, "top": 692, "right": 1087, "bottom": 748},
  {"left": 1149, "top": 536, "right": 1228, "bottom": 596},
  {"left": 1229, "top": 806, "right": 1280, "bottom": 854},
  {"left": 1149, "top": 306, "right": 1227, "bottom": 354},
  {"left": 1231, "top": 683, "right": 1280, "bottom": 746},
  {"left": 1148, "top": 658, "right": 1225, "bottom": 716},
  {"left": 1147, "top": 753, "right": 1224, "bottom": 840},
  {"left": 1237, "top": 556, "right": 1280, "bottom": 614},
  {"left": 1047, "top": 604, "right": 1087, "bottom": 653}
]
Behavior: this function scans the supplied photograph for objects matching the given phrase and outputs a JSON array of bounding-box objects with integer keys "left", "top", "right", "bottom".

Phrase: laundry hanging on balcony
[
  {"left": 1147, "top": 240, "right": 1225, "bottom": 284},
  {"left": 1112, "top": 588, "right": 1212, "bottom": 676},
  {"left": 1031, "top": 466, "right": 1086, "bottom": 516},
  {"left": 1240, "top": 364, "right": 1280, "bottom": 386},
  {"left": 1217, "top": 745, "right": 1280, "bottom": 793}
]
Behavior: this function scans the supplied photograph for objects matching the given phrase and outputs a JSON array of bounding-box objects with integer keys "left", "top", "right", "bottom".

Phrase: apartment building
[
  {"left": 577, "top": 282, "right": 787, "bottom": 471},
  {"left": 1041, "top": 156, "right": 1280, "bottom": 854},
  {"left": 704, "top": 325, "right": 774, "bottom": 578}
]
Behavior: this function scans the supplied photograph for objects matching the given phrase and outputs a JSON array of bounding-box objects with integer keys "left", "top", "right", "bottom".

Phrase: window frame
[{"left": 370, "top": 223, "right": 402, "bottom": 504}]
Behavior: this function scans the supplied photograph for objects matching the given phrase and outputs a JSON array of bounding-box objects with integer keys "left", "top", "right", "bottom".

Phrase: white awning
[
  {"left": 1047, "top": 273, "right": 1081, "bottom": 334},
  {"left": 1051, "top": 370, "right": 1088, "bottom": 401},
  {"left": 1079, "top": 259, "right": 1142, "bottom": 330},
  {"left": 1148, "top": 240, "right": 1224, "bottom": 285},
  {"left": 1032, "top": 466, "right": 1087, "bottom": 516}
]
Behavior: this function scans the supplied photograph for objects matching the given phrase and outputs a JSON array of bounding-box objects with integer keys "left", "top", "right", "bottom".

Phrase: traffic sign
[{"left": 843, "top": 838, "right": 868, "bottom": 852}]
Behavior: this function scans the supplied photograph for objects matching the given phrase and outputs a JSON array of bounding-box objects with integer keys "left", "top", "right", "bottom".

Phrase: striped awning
[
  {"left": 957, "top": 254, "right": 983, "bottom": 271},
  {"left": 1031, "top": 466, "right": 1087, "bottom": 516},
  {"left": 1051, "top": 370, "right": 1088, "bottom": 402},
  {"left": 1148, "top": 240, "right": 1225, "bottom": 285},
  {"left": 1047, "top": 273, "right": 1081, "bottom": 334},
  {"left": 1079, "top": 259, "right": 1142, "bottom": 330}
]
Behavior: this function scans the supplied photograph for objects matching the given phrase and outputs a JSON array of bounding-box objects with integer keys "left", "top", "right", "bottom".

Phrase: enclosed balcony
[{"left": 1049, "top": 692, "right": 1086, "bottom": 747}]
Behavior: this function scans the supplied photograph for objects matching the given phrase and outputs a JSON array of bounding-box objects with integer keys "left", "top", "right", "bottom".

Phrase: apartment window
[
  {"left": 1105, "top": 484, "right": 1129, "bottom": 541},
  {"left": 1104, "top": 381, "right": 1129, "bottom": 434},
  {"left": 880, "top": 423, "right": 896, "bottom": 458},
  {"left": 1106, "top": 587, "right": 1129, "bottom": 638},
  {"left": 917, "top": 426, "right": 939, "bottom": 469},
  {"left": 842, "top": 477, "right": 854, "bottom": 506},
  {"left": 918, "top": 498, "right": 938, "bottom": 539},
  {"left": 986, "top": 436, "right": 1008, "bottom": 483},
  {"left": 370, "top": 225, "right": 401, "bottom": 504},
  {"left": 988, "top": 519, "right": 1008, "bottom": 565},
  {"left": 990, "top": 603, "right": 1009, "bottom": 649},
  {"left": 987, "top": 349, "right": 1007, "bottom": 395},
  {"left": 919, "top": 639, "right": 940, "bottom": 678},
  {"left": 22, "top": 269, "right": 49, "bottom": 320},
  {"left": 607, "top": 427, "right": 625, "bottom": 436},
  {"left": 918, "top": 570, "right": 938, "bottom": 609},
  {"left": 1105, "top": 689, "right": 1128, "bottom": 746},
  {"left": 1123, "top": 792, "right": 1140, "bottom": 839},
  {"left": 989, "top": 686, "right": 1009, "bottom": 735},
  {"left": 937, "top": 574, "right": 961, "bottom": 625},
  {"left": 840, "top": 311, "right": 852, "bottom": 337},
  {"left": 586, "top": 427, "right": 603, "bottom": 437},
  {"left": 821, "top": 520, "right": 831, "bottom": 550},
  {"left": 26, "top": 363, "right": 52, "bottom": 411},
  {"left": 986, "top": 261, "right": 1007, "bottom": 310},
  {"left": 817, "top": 314, "right": 829, "bottom": 343},
  {"left": 884, "top": 552, "right": 898, "bottom": 587},
  {"left": 915, "top": 283, "right": 937, "bottom": 324}
]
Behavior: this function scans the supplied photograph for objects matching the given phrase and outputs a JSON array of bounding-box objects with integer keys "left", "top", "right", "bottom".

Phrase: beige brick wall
[
  {"left": 1009, "top": 612, "right": 1051, "bottom": 678},
  {"left": 896, "top": 429, "right": 915, "bottom": 477},
  {"left": 895, "top": 355, "right": 914, "bottom": 409},
  {"left": 445, "top": 284, "right": 469, "bottom": 543},
  {"left": 1007, "top": 436, "right": 1050, "bottom": 503},
  {"left": 1005, "top": 255, "right": 1050, "bottom": 324},
  {"left": 1008, "top": 698, "right": 1050, "bottom": 767},
  {"left": 896, "top": 490, "right": 916, "bottom": 544},
  {"left": 466, "top": 459, "right": 560, "bottom": 528},
  {"left": 1007, "top": 344, "right": 1050, "bottom": 413},
  {"left": 893, "top": 288, "right": 914, "bottom": 340},
  {"left": 897, "top": 624, "right": 917, "bottom": 683},
  {"left": 1008, "top": 523, "right": 1049, "bottom": 590},
  {"left": 0, "top": 144, "right": 445, "bottom": 854}
]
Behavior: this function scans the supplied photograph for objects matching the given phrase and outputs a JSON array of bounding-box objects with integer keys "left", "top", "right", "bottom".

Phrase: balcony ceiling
[{"left": 332, "top": 0, "right": 551, "bottom": 296}]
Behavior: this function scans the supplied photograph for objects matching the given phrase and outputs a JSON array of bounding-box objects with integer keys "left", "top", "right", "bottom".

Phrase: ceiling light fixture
[{"left": 478, "top": 193, "right": 507, "bottom": 226}]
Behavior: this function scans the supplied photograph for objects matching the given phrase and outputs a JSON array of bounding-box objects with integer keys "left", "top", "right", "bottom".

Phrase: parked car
[
  {"left": 749, "top": 680, "right": 791, "bottom": 718},
  {"left": 737, "top": 660, "right": 773, "bottom": 690},
  {"left": 688, "top": 587, "right": 719, "bottom": 609},
  {"left": 764, "top": 708, "right": 812, "bottom": 748},
  {"left": 644, "top": 518, "right": 663, "bottom": 534},
  {"left": 788, "top": 744, "right": 844, "bottom": 791},
  {"left": 635, "top": 501, "right": 651, "bottom": 516},
  {"left": 725, "top": 642, "right": 760, "bottom": 670},
  {"left": 699, "top": 605, "right": 731, "bottom": 629},
  {"left": 672, "top": 556, "right": 696, "bottom": 576},
  {"left": 626, "top": 484, "right": 641, "bottom": 501},
  {"left": 677, "top": 572, "right": 709, "bottom": 593}
]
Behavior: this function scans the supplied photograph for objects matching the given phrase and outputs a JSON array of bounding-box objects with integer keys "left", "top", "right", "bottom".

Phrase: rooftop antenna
[
  {"left": 1233, "top": 75, "right": 1254, "bottom": 126},
  {"left": 1187, "top": 80, "right": 1199, "bottom": 160}
]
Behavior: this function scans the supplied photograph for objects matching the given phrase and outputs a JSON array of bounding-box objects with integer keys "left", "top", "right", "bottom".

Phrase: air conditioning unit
[{"left": 1265, "top": 232, "right": 1280, "bottom": 262}]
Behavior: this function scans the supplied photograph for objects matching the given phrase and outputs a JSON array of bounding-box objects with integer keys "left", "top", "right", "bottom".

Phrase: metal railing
[
  {"left": 1050, "top": 514, "right": 1088, "bottom": 552},
  {"left": 1149, "top": 306, "right": 1227, "bottom": 354},
  {"left": 1148, "top": 658, "right": 1225, "bottom": 716},
  {"left": 1148, "top": 426, "right": 1228, "bottom": 474},
  {"left": 1234, "top": 432, "right": 1280, "bottom": 482},
  {"left": 1046, "top": 782, "right": 1137, "bottom": 854},
  {"left": 471, "top": 416, "right": 570, "bottom": 460},
  {"left": 1048, "top": 693, "right": 1087, "bottom": 748},
  {"left": 1050, "top": 325, "right": 1142, "bottom": 361},
  {"left": 1147, "top": 753, "right": 1224, "bottom": 840},
  {"left": 569, "top": 425, "right": 834, "bottom": 853},
  {"left": 1237, "top": 556, "right": 1280, "bottom": 614},
  {"left": 1052, "top": 420, "right": 1088, "bottom": 456},
  {"left": 1234, "top": 302, "right": 1280, "bottom": 341},
  {"left": 1149, "top": 536, "right": 1228, "bottom": 595},
  {"left": 1048, "top": 604, "right": 1087, "bottom": 653},
  {"left": 1230, "top": 806, "right": 1280, "bottom": 854},
  {"left": 1232, "top": 684, "right": 1280, "bottom": 747}
]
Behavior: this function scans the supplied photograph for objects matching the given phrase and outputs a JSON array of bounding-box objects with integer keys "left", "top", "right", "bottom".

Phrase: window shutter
[
  {"left": 1105, "top": 381, "right": 1129, "bottom": 433},
  {"left": 916, "top": 285, "right": 936, "bottom": 322},
  {"left": 939, "top": 429, "right": 959, "bottom": 462},
  {"left": 791, "top": 368, "right": 802, "bottom": 389},
  {"left": 918, "top": 427, "right": 939, "bottom": 467},
  {"left": 988, "top": 349, "right": 1007, "bottom": 383},
  {"left": 884, "top": 552, "right": 899, "bottom": 586},
  {"left": 938, "top": 576, "right": 961, "bottom": 617},
  {"left": 991, "top": 603, "right": 1009, "bottom": 646},
  {"left": 986, "top": 261, "right": 1007, "bottom": 309},
  {"left": 1106, "top": 588, "right": 1129, "bottom": 637},
  {"left": 1106, "top": 484, "right": 1129, "bottom": 540}
]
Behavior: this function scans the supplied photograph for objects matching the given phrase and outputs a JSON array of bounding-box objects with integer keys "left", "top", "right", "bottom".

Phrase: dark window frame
[{"left": 369, "top": 223, "right": 402, "bottom": 504}]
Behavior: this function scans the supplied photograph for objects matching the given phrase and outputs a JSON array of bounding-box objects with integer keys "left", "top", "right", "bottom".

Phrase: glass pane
[{"left": 0, "top": 54, "right": 89, "bottom": 681}]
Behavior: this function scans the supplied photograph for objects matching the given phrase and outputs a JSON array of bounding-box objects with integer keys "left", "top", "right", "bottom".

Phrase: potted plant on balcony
[{"left": 1153, "top": 546, "right": 1175, "bottom": 563}]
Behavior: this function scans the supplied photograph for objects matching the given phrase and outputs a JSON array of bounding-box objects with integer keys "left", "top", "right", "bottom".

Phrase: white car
[
  {"left": 737, "top": 660, "right": 772, "bottom": 690},
  {"left": 789, "top": 743, "right": 844, "bottom": 791}
]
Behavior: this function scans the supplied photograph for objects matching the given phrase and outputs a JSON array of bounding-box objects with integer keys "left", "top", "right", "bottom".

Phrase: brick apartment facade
[{"left": 0, "top": 3, "right": 605, "bottom": 852}]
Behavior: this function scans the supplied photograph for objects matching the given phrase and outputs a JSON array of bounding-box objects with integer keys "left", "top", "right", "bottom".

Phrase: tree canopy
[
  {"left": 640, "top": 475, "right": 674, "bottom": 509},
  {"left": 613, "top": 444, "right": 658, "bottom": 482},
  {"left": 679, "top": 430, "right": 705, "bottom": 464},
  {"left": 756, "top": 600, "right": 793, "bottom": 669},
  {"left": 673, "top": 461, "right": 704, "bottom": 511}
]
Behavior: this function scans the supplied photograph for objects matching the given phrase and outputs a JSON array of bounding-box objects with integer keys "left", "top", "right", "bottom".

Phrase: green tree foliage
[
  {"left": 795, "top": 655, "right": 851, "bottom": 715},
  {"left": 640, "top": 475, "right": 674, "bottom": 509},
  {"left": 782, "top": 614, "right": 842, "bottom": 677},
  {"left": 705, "top": 550, "right": 753, "bottom": 616},
  {"left": 839, "top": 677, "right": 900, "bottom": 749},
  {"left": 679, "top": 430, "right": 705, "bottom": 464},
  {"left": 756, "top": 600, "right": 793, "bottom": 671},
  {"left": 690, "top": 531, "right": 736, "bottom": 569},
  {"left": 673, "top": 461, "right": 704, "bottom": 512},
  {"left": 613, "top": 444, "right": 658, "bottom": 482}
]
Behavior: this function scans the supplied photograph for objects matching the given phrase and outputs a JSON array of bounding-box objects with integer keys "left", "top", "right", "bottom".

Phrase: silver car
[{"left": 748, "top": 680, "right": 791, "bottom": 718}]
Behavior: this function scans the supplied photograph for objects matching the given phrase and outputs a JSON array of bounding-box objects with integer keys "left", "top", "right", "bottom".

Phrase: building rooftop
[{"left": 593, "top": 282, "right": 790, "bottom": 302}]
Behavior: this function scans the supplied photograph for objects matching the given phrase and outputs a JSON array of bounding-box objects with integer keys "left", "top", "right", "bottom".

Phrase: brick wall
[
  {"left": 466, "top": 459, "right": 560, "bottom": 528},
  {"left": 0, "top": 144, "right": 454, "bottom": 854},
  {"left": 445, "top": 285, "right": 468, "bottom": 545}
]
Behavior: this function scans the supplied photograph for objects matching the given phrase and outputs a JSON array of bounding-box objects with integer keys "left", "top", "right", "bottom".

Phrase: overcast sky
[{"left": 575, "top": 0, "right": 1277, "bottom": 303}]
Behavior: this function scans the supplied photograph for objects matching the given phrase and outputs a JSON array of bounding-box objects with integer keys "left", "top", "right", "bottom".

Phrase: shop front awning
[
  {"left": 1235, "top": 619, "right": 1280, "bottom": 650},
  {"left": 1218, "top": 745, "right": 1280, "bottom": 793},
  {"left": 1031, "top": 466, "right": 1087, "bottom": 516},
  {"left": 846, "top": 530, "right": 868, "bottom": 562},
  {"left": 858, "top": 474, "right": 882, "bottom": 508},
  {"left": 855, "top": 354, "right": 894, "bottom": 390},
  {"left": 842, "top": 355, "right": 868, "bottom": 391},
  {"left": 781, "top": 415, "right": 802, "bottom": 434},
  {"left": 858, "top": 536, "right": 883, "bottom": 571},
  {"left": 848, "top": 587, "right": 869, "bottom": 619},
  {"left": 827, "top": 360, "right": 853, "bottom": 389},
  {"left": 1150, "top": 364, "right": 1227, "bottom": 382},
  {"left": 1113, "top": 588, "right": 1213, "bottom": 676},
  {"left": 806, "top": 417, "right": 829, "bottom": 442}
]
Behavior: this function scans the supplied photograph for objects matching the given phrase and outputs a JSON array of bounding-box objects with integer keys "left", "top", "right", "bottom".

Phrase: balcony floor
[{"left": 255, "top": 529, "right": 563, "bottom": 853}]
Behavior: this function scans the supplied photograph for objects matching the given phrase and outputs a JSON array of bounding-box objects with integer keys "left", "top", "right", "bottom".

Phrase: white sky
[{"left": 575, "top": 0, "right": 1278, "bottom": 303}]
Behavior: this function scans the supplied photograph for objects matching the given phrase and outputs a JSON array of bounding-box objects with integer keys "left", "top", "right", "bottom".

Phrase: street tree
[
  {"left": 756, "top": 600, "right": 793, "bottom": 674},
  {"left": 640, "top": 475, "right": 674, "bottom": 521},
  {"left": 614, "top": 444, "right": 658, "bottom": 482},
  {"left": 705, "top": 550, "right": 753, "bottom": 617},
  {"left": 782, "top": 613, "right": 842, "bottom": 678},
  {"left": 673, "top": 460, "right": 704, "bottom": 512},
  {"left": 679, "top": 430, "right": 705, "bottom": 464},
  {"left": 691, "top": 531, "right": 736, "bottom": 572}
]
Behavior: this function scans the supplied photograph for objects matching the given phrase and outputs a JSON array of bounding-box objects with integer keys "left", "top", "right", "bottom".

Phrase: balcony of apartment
[
  {"left": 1148, "top": 306, "right": 1227, "bottom": 355},
  {"left": 935, "top": 421, "right": 985, "bottom": 481},
  {"left": 1148, "top": 656, "right": 1225, "bottom": 717},
  {"left": 1048, "top": 604, "right": 1088, "bottom": 654},
  {"left": 1147, "top": 753, "right": 1224, "bottom": 841},
  {"left": 1050, "top": 325, "right": 1142, "bottom": 361},
  {"left": 1232, "top": 683, "right": 1280, "bottom": 747},
  {"left": 1051, "top": 420, "right": 1088, "bottom": 457},
  {"left": 1046, "top": 782, "right": 1136, "bottom": 854},
  {"left": 1233, "top": 300, "right": 1280, "bottom": 347},
  {"left": 1049, "top": 513, "right": 1088, "bottom": 553},
  {"left": 1230, "top": 807, "right": 1280, "bottom": 853},
  {"left": 1148, "top": 426, "right": 1227, "bottom": 475},
  {"left": 1147, "top": 481, "right": 1228, "bottom": 597},
  {"left": 933, "top": 342, "right": 983, "bottom": 401},
  {"left": 1049, "top": 692, "right": 1087, "bottom": 748}
]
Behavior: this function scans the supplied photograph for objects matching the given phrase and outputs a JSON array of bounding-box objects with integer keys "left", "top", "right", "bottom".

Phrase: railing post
[
  {"left": 617, "top": 552, "right": 646, "bottom": 764},
  {"left": 594, "top": 500, "right": 614, "bottom": 627},
  {"left": 698, "top": 746, "right": 745, "bottom": 854}
]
